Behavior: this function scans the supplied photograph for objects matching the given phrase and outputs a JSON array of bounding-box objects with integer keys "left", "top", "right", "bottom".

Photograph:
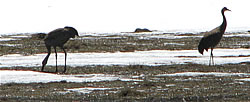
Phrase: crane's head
[
  {"left": 64, "top": 26, "right": 79, "bottom": 38},
  {"left": 222, "top": 7, "right": 231, "bottom": 12}
]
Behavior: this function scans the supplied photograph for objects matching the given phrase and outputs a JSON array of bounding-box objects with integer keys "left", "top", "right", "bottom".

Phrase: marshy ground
[{"left": 1, "top": 32, "right": 250, "bottom": 101}]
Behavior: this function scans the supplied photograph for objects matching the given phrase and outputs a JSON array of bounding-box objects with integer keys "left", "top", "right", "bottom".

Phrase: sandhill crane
[
  {"left": 41, "top": 26, "right": 79, "bottom": 73},
  {"left": 198, "top": 7, "right": 231, "bottom": 65}
]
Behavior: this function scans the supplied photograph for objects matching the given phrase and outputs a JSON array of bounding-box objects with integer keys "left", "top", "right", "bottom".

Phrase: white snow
[
  {"left": 224, "top": 33, "right": 250, "bottom": 38},
  {"left": 0, "top": 70, "right": 120, "bottom": 85},
  {"left": 236, "top": 78, "right": 250, "bottom": 82},
  {"left": 0, "top": 38, "right": 17, "bottom": 41},
  {"left": 0, "top": 49, "right": 250, "bottom": 67},
  {"left": 0, "top": 70, "right": 145, "bottom": 85},
  {"left": 67, "top": 87, "right": 113, "bottom": 94},
  {"left": 119, "top": 78, "right": 143, "bottom": 82},
  {"left": 9, "top": 35, "right": 29, "bottom": 38},
  {"left": 156, "top": 72, "right": 250, "bottom": 77},
  {"left": 0, "top": 44, "right": 22, "bottom": 47}
]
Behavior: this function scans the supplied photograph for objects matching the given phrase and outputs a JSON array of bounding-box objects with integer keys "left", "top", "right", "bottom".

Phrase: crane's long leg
[
  {"left": 211, "top": 49, "right": 214, "bottom": 65},
  {"left": 61, "top": 47, "right": 67, "bottom": 73},
  {"left": 42, "top": 45, "right": 51, "bottom": 71},
  {"left": 54, "top": 46, "right": 58, "bottom": 72},
  {"left": 209, "top": 48, "right": 214, "bottom": 66}
]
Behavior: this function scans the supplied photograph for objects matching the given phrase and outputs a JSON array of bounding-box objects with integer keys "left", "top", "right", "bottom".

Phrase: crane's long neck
[{"left": 220, "top": 11, "right": 227, "bottom": 33}]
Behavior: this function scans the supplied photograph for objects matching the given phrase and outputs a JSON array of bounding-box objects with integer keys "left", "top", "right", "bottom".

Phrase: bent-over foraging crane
[
  {"left": 41, "top": 26, "right": 79, "bottom": 73},
  {"left": 198, "top": 7, "right": 231, "bottom": 65}
]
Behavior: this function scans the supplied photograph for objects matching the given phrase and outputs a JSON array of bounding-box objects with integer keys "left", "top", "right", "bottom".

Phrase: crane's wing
[
  {"left": 44, "top": 28, "right": 69, "bottom": 47},
  {"left": 203, "top": 26, "right": 220, "bottom": 38},
  {"left": 45, "top": 28, "right": 65, "bottom": 40},
  {"left": 198, "top": 26, "right": 223, "bottom": 55}
]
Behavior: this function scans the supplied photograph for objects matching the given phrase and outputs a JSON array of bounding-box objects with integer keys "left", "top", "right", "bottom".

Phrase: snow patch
[
  {"left": 1, "top": 49, "right": 250, "bottom": 67},
  {"left": 0, "top": 70, "right": 119, "bottom": 85},
  {"left": 0, "top": 70, "right": 145, "bottom": 85},
  {"left": 156, "top": 72, "right": 250, "bottom": 77},
  {"left": 67, "top": 87, "right": 113, "bottom": 94}
]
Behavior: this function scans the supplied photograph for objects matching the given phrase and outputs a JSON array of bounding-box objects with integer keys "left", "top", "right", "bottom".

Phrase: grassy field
[{"left": 1, "top": 32, "right": 250, "bottom": 101}]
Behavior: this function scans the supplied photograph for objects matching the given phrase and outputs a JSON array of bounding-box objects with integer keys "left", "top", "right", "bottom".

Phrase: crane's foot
[
  {"left": 55, "top": 66, "right": 58, "bottom": 73},
  {"left": 62, "top": 67, "right": 67, "bottom": 73},
  {"left": 41, "top": 66, "right": 45, "bottom": 72},
  {"left": 63, "top": 69, "right": 66, "bottom": 73}
]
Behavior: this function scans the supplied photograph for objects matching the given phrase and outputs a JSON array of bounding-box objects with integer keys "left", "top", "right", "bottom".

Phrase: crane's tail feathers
[
  {"left": 198, "top": 40, "right": 205, "bottom": 55},
  {"left": 198, "top": 46, "right": 204, "bottom": 55},
  {"left": 198, "top": 38, "right": 207, "bottom": 55}
]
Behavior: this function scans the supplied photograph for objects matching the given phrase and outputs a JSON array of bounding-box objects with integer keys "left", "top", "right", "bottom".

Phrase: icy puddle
[
  {"left": 0, "top": 70, "right": 142, "bottom": 85},
  {"left": 1, "top": 49, "right": 250, "bottom": 67}
]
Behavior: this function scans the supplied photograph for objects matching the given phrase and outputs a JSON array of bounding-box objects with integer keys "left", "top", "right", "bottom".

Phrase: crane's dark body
[
  {"left": 41, "top": 26, "right": 79, "bottom": 73},
  {"left": 198, "top": 7, "right": 230, "bottom": 65}
]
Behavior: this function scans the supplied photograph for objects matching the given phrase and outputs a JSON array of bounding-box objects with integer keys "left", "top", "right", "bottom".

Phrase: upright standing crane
[{"left": 198, "top": 7, "right": 231, "bottom": 65}]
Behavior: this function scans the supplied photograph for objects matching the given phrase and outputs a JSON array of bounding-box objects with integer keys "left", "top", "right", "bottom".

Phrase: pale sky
[{"left": 0, "top": 0, "right": 249, "bottom": 34}]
